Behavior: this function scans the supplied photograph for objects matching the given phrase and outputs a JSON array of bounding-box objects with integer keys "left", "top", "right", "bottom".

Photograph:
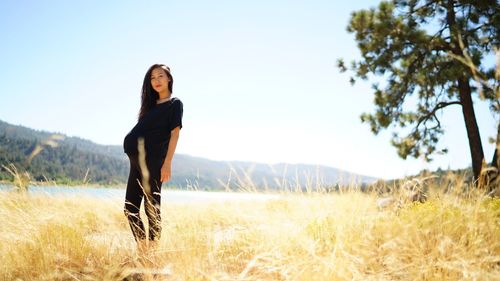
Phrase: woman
[{"left": 123, "top": 64, "right": 183, "bottom": 252}]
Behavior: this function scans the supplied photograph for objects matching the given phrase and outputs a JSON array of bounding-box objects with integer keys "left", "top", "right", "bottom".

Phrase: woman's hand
[
  {"left": 161, "top": 126, "right": 180, "bottom": 183},
  {"left": 160, "top": 161, "right": 172, "bottom": 182}
]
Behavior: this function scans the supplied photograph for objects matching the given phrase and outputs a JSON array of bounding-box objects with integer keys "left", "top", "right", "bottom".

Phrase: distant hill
[
  {"left": 0, "top": 120, "right": 128, "bottom": 185},
  {"left": 0, "top": 119, "right": 377, "bottom": 189}
]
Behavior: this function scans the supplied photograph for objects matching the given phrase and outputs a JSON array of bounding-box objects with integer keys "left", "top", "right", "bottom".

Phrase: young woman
[{"left": 123, "top": 64, "right": 183, "bottom": 252}]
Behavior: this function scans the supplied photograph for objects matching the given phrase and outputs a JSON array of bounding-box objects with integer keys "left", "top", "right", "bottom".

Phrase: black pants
[{"left": 124, "top": 152, "right": 163, "bottom": 241}]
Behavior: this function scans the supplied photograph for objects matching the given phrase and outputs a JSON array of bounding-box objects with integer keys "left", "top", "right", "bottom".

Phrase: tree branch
[{"left": 416, "top": 101, "right": 462, "bottom": 130}]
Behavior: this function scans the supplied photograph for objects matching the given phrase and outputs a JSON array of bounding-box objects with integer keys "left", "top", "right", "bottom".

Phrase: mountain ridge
[{"left": 0, "top": 119, "right": 378, "bottom": 189}]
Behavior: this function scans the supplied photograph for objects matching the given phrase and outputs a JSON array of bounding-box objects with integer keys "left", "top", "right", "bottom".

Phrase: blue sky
[{"left": 0, "top": 0, "right": 497, "bottom": 179}]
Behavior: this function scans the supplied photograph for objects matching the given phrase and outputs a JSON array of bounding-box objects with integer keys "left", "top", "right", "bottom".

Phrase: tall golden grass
[{"left": 0, "top": 176, "right": 499, "bottom": 281}]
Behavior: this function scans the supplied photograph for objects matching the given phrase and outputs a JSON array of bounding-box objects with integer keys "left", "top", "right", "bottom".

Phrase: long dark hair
[{"left": 138, "top": 64, "right": 174, "bottom": 120}]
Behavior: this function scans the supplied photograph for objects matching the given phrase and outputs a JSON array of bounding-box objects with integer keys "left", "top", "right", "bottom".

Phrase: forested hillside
[
  {"left": 0, "top": 120, "right": 128, "bottom": 184},
  {"left": 0, "top": 119, "right": 377, "bottom": 188}
]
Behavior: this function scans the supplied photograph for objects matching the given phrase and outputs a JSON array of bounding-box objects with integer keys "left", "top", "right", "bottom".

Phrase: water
[{"left": 0, "top": 184, "right": 280, "bottom": 204}]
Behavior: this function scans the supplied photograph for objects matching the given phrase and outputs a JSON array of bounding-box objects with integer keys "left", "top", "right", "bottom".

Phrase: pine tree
[{"left": 338, "top": 0, "right": 499, "bottom": 181}]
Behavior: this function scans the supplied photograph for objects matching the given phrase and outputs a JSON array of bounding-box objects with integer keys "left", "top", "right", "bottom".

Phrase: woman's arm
[{"left": 160, "top": 126, "right": 181, "bottom": 182}]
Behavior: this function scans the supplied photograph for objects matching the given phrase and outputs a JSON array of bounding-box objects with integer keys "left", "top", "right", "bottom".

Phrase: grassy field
[{"left": 0, "top": 183, "right": 499, "bottom": 280}]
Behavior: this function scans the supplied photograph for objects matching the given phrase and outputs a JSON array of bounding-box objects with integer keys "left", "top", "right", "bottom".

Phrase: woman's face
[{"left": 150, "top": 67, "right": 170, "bottom": 94}]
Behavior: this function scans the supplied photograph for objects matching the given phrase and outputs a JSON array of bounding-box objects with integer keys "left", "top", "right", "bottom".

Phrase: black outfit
[{"left": 123, "top": 97, "right": 183, "bottom": 241}]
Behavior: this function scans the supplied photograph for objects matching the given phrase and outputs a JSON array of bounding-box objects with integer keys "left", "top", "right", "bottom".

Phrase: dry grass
[{"left": 0, "top": 182, "right": 499, "bottom": 280}]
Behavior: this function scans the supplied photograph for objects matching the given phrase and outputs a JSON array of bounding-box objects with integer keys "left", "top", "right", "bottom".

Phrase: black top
[{"left": 123, "top": 97, "right": 183, "bottom": 159}]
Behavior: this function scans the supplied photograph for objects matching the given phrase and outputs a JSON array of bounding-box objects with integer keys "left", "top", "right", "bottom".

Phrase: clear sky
[{"left": 0, "top": 0, "right": 497, "bottom": 179}]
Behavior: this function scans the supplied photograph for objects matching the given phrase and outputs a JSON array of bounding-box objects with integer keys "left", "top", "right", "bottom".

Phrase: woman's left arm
[{"left": 160, "top": 126, "right": 181, "bottom": 182}]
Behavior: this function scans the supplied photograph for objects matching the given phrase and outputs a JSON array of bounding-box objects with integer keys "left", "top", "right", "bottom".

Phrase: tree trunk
[
  {"left": 458, "top": 77, "right": 485, "bottom": 181},
  {"left": 446, "top": 0, "right": 485, "bottom": 183}
]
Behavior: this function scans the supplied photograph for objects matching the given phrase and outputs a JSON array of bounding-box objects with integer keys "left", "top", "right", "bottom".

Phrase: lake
[{"left": 0, "top": 184, "right": 280, "bottom": 204}]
